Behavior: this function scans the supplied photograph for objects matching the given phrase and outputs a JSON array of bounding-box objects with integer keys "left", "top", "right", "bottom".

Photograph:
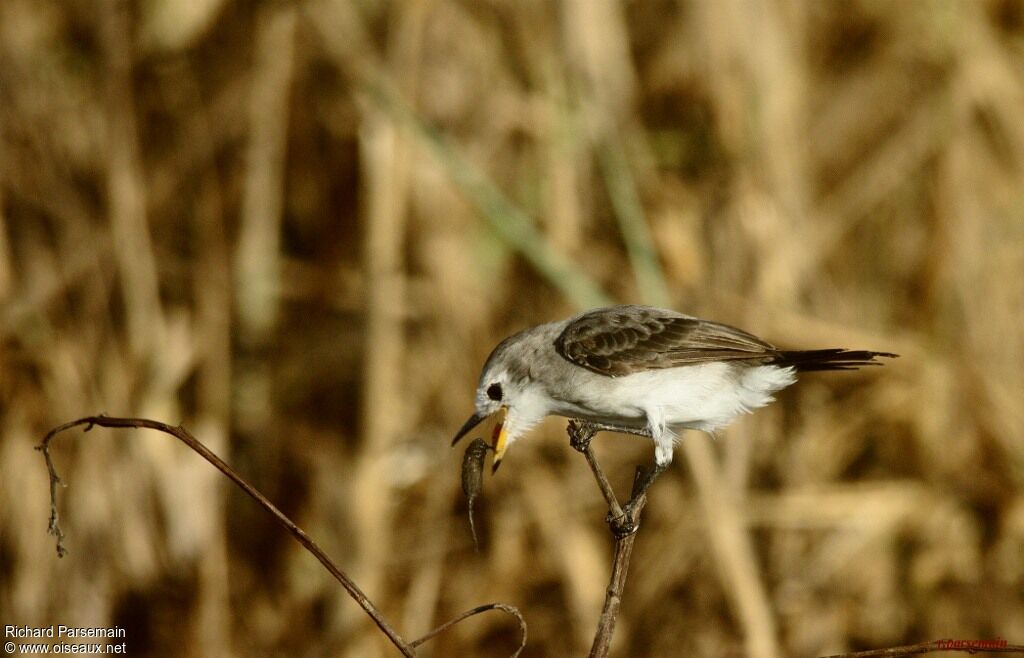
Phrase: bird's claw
[{"left": 568, "top": 420, "right": 595, "bottom": 454}]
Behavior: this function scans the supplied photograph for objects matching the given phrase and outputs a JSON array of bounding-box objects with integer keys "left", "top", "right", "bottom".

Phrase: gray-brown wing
[{"left": 553, "top": 306, "right": 779, "bottom": 377}]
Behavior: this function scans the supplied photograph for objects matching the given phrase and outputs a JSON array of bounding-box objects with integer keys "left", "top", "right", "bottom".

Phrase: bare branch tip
[
  {"left": 410, "top": 602, "right": 527, "bottom": 656},
  {"left": 46, "top": 512, "right": 67, "bottom": 557}
]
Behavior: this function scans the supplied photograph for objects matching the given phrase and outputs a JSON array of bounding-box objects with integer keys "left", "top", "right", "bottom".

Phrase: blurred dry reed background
[{"left": 1, "top": 0, "right": 1023, "bottom": 656}]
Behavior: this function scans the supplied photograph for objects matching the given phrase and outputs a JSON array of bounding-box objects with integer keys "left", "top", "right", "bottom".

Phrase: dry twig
[
  {"left": 567, "top": 420, "right": 651, "bottom": 658},
  {"left": 588, "top": 468, "right": 648, "bottom": 658},
  {"left": 36, "top": 415, "right": 527, "bottom": 657}
]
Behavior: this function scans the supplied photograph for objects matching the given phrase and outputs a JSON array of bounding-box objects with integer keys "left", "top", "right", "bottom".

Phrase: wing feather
[{"left": 553, "top": 306, "right": 778, "bottom": 377}]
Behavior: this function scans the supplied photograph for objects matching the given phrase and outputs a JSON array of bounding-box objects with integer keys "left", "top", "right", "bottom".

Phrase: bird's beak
[
  {"left": 491, "top": 406, "right": 509, "bottom": 474},
  {"left": 451, "top": 411, "right": 487, "bottom": 447}
]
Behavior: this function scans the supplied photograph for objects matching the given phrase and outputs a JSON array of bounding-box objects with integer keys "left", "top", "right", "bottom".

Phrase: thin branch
[
  {"left": 819, "top": 639, "right": 1024, "bottom": 658},
  {"left": 582, "top": 444, "right": 625, "bottom": 523},
  {"left": 410, "top": 603, "right": 527, "bottom": 656},
  {"left": 568, "top": 420, "right": 651, "bottom": 658},
  {"left": 39, "top": 426, "right": 68, "bottom": 557},
  {"left": 36, "top": 416, "right": 415, "bottom": 656},
  {"left": 37, "top": 415, "right": 528, "bottom": 658},
  {"left": 589, "top": 468, "right": 648, "bottom": 658}
]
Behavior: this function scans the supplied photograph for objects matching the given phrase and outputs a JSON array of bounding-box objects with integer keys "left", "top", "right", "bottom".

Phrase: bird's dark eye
[{"left": 486, "top": 383, "right": 503, "bottom": 401}]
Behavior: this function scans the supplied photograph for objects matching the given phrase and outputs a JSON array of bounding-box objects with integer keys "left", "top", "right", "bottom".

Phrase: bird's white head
[{"left": 451, "top": 332, "right": 551, "bottom": 472}]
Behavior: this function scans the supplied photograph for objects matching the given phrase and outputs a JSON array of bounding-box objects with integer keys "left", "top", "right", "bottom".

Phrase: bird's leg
[
  {"left": 617, "top": 430, "right": 674, "bottom": 528},
  {"left": 602, "top": 461, "right": 667, "bottom": 538},
  {"left": 621, "top": 461, "right": 666, "bottom": 518},
  {"left": 567, "top": 419, "right": 597, "bottom": 453},
  {"left": 584, "top": 421, "right": 654, "bottom": 440}
]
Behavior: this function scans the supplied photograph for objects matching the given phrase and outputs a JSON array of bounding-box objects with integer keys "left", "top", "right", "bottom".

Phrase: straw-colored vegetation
[{"left": 2, "top": 1, "right": 1023, "bottom": 656}]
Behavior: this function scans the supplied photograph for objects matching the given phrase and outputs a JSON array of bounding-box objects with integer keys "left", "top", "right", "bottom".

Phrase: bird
[{"left": 451, "top": 305, "right": 896, "bottom": 498}]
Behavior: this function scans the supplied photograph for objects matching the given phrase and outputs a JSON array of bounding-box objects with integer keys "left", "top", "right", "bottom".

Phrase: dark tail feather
[{"left": 771, "top": 349, "right": 898, "bottom": 372}]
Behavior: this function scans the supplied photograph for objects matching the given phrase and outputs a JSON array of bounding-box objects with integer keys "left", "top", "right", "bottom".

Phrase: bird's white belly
[{"left": 549, "top": 362, "right": 796, "bottom": 435}]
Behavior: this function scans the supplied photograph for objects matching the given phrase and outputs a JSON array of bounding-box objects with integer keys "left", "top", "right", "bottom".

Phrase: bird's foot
[
  {"left": 606, "top": 500, "right": 640, "bottom": 538},
  {"left": 567, "top": 420, "right": 596, "bottom": 454}
]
